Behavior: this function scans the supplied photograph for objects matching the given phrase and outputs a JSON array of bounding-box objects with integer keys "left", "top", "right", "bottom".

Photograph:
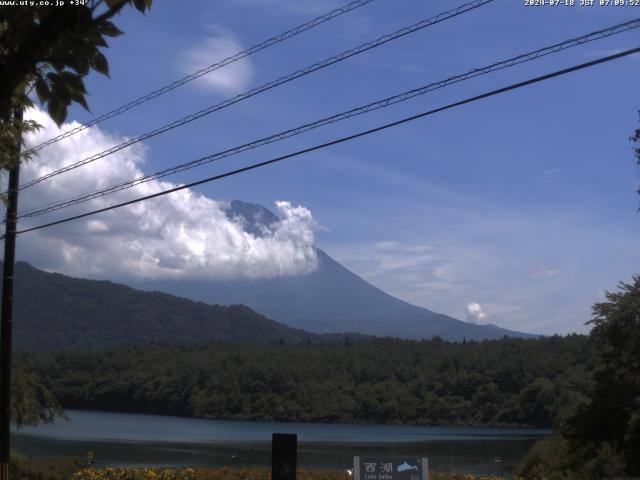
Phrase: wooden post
[{"left": 272, "top": 433, "right": 297, "bottom": 480}]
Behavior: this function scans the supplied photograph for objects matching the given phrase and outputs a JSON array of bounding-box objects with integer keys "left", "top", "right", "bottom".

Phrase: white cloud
[
  {"left": 179, "top": 27, "right": 255, "bottom": 95},
  {"left": 466, "top": 302, "right": 488, "bottom": 323},
  {"left": 540, "top": 168, "right": 560, "bottom": 177},
  {"left": 10, "top": 108, "right": 318, "bottom": 281},
  {"left": 373, "top": 241, "right": 434, "bottom": 254},
  {"left": 531, "top": 264, "right": 559, "bottom": 278},
  {"left": 373, "top": 240, "right": 400, "bottom": 251}
]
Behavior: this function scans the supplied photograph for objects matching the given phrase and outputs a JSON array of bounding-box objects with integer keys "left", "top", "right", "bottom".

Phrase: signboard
[{"left": 353, "top": 457, "right": 428, "bottom": 480}]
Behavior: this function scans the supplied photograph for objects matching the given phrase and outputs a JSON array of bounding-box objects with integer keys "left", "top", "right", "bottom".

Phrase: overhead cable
[
  {"left": 24, "top": 0, "right": 377, "bottom": 154},
  {"left": 18, "top": 17, "right": 640, "bottom": 219},
  {"left": 13, "top": 46, "right": 640, "bottom": 237},
  {"left": 16, "top": 0, "right": 495, "bottom": 193}
]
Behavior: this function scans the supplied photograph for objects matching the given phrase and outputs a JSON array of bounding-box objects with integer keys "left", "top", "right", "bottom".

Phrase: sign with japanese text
[{"left": 353, "top": 457, "right": 428, "bottom": 480}]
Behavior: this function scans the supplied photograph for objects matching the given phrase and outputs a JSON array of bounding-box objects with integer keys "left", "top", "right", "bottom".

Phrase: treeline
[{"left": 17, "top": 335, "right": 593, "bottom": 427}]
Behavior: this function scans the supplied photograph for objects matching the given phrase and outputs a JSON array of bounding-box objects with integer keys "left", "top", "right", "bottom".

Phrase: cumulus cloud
[
  {"left": 9, "top": 108, "right": 318, "bottom": 280},
  {"left": 179, "top": 27, "right": 255, "bottom": 95},
  {"left": 466, "top": 302, "right": 488, "bottom": 323}
]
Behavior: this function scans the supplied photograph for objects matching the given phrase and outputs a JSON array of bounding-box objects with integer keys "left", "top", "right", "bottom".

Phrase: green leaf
[
  {"left": 71, "top": 93, "right": 90, "bottom": 112},
  {"left": 47, "top": 97, "right": 68, "bottom": 126},
  {"left": 85, "top": 29, "right": 108, "bottom": 48},
  {"left": 58, "top": 46, "right": 91, "bottom": 76},
  {"left": 133, "top": 0, "right": 147, "bottom": 12},
  {"left": 74, "top": 55, "right": 90, "bottom": 76},
  {"left": 58, "top": 71, "right": 87, "bottom": 94},
  {"left": 51, "top": 80, "right": 71, "bottom": 103},
  {"left": 42, "top": 72, "right": 90, "bottom": 116},
  {"left": 34, "top": 76, "right": 50, "bottom": 102},
  {"left": 97, "top": 20, "right": 123, "bottom": 38},
  {"left": 93, "top": 35, "right": 109, "bottom": 48},
  {"left": 89, "top": 50, "right": 109, "bottom": 77}
]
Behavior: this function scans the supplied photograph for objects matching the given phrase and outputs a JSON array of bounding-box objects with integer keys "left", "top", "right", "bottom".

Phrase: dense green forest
[{"left": 17, "top": 335, "right": 592, "bottom": 428}]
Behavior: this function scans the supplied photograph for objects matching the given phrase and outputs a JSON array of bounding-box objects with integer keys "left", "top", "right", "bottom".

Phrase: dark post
[
  {"left": 272, "top": 433, "right": 297, "bottom": 480},
  {"left": 0, "top": 108, "right": 22, "bottom": 480}
]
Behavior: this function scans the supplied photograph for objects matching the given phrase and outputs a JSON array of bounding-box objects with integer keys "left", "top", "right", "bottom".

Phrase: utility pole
[{"left": 0, "top": 108, "right": 23, "bottom": 480}]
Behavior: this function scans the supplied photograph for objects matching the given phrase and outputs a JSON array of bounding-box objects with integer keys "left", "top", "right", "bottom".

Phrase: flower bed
[{"left": 71, "top": 467, "right": 508, "bottom": 480}]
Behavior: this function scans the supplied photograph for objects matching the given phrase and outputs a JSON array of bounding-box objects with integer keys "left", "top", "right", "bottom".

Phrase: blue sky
[{"left": 15, "top": 0, "right": 640, "bottom": 335}]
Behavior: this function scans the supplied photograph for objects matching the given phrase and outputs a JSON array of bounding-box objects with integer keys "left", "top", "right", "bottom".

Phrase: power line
[
  {"left": 16, "top": 0, "right": 495, "bottom": 193},
  {"left": 13, "top": 46, "right": 640, "bottom": 237},
  {"left": 24, "top": 0, "right": 377, "bottom": 155},
  {"left": 17, "top": 17, "right": 640, "bottom": 220}
]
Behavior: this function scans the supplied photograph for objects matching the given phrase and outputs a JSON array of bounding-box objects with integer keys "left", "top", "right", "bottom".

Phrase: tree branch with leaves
[{"left": 0, "top": 0, "right": 152, "bottom": 169}]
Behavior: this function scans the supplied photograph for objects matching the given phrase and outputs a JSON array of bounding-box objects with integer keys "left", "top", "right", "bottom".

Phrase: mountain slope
[
  {"left": 132, "top": 201, "right": 536, "bottom": 341},
  {"left": 5, "top": 261, "right": 323, "bottom": 351}
]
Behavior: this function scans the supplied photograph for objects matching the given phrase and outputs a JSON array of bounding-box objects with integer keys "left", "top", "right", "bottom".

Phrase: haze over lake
[{"left": 12, "top": 410, "right": 549, "bottom": 475}]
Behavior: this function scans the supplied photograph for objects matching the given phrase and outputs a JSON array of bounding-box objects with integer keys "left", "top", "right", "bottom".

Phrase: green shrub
[
  {"left": 10, "top": 455, "right": 82, "bottom": 480},
  {"left": 515, "top": 435, "right": 575, "bottom": 480},
  {"left": 577, "top": 442, "right": 626, "bottom": 480}
]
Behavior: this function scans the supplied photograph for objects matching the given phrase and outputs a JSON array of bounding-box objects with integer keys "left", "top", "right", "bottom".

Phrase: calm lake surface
[{"left": 12, "top": 410, "right": 550, "bottom": 475}]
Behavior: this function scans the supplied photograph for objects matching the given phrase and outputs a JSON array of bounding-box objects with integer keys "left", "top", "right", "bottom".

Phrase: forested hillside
[
  {"left": 6, "top": 261, "right": 328, "bottom": 350},
  {"left": 17, "top": 335, "right": 593, "bottom": 427}
]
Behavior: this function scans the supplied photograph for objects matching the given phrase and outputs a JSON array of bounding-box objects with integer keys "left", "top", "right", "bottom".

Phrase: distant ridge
[
  {"left": 131, "top": 200, "right": 537, "bottom": 341},
  {"left": 3, "top": 261, "right": 328, "bottom": 351}
]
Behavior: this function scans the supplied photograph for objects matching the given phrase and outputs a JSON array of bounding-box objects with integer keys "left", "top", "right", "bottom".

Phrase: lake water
[{"left": 12, "top": 410, "right": 549, "bottom": 475}]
